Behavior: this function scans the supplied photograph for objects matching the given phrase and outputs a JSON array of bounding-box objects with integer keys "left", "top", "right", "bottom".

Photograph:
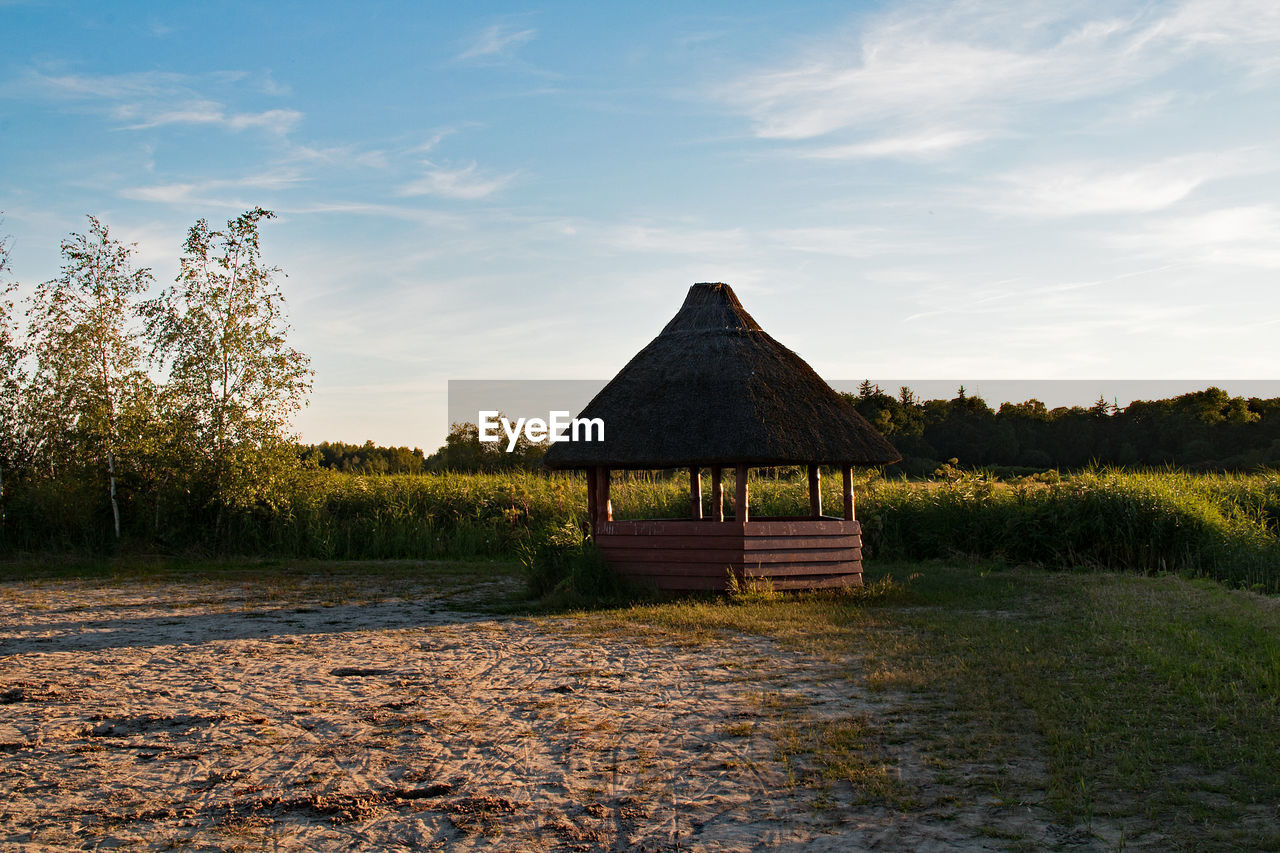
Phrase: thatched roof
[{"left": 543, "top": 282, "right": 900, "bottom": 469}]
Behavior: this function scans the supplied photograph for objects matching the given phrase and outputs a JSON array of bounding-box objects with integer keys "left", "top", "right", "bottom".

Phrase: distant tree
[
  {"left": 997, "top": 399, "right": 1052, "bottom": 467},
  {"left": 426, "top": 418, "right": 546, "bottom": 472},
  {"left": 26, "top": 216, "right": 154, "bottom": 538},
  {"left": 998, "top": 399, "right": 1050, "bottom": 421},
  {"left": 1089, "top": 395, "right": 1114, "bottom": 419},
  {"left": 302, "top": 440, "right": 427, "bottom": 474},
  {"left": 845, "top": 388, "right": 922, "bottom": 440},
  {"left": 427, "top": 421, "right": 499, "bottom": 472},
  {"left": 143, "top": 208, "right": 312, "bottom": 530},
  {"left": 930, "top": 390, "right": 995, "bottom": 464}
]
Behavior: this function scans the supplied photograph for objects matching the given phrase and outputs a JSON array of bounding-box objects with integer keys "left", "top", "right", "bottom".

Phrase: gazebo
[{"left": 543, "top": 282, "right": 899, "bottom": 591}]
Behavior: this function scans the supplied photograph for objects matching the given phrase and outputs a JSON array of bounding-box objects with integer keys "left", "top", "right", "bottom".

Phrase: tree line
[
  {"left": 300, "top": 428, "right": 541, "bottom": 474},
  {"left": 301, "top": 441, "right": 428, "bottom": 475},
  {"left": 410, "top": 383, "right": 1280, "bottom": 476},
  {"left": 846, "top": 381, "right": 1280, "bottom": 474},
  {"left": 0, "top": 209, "right": 311, "bottom": 550}
]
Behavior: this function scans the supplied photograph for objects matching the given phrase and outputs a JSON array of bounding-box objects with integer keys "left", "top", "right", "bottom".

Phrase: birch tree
[
  {"left": 143, "top": 208, "right": 312, "bottom": 530},
  {"left": 27, "top": 216, "right": 153, "bottom": 538},
  {"left": 0, "top": 227, "right": 26, "bottom": 511}
]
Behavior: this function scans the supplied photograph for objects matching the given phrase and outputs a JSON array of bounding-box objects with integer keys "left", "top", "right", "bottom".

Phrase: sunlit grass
[
  {"left": 583, "top": 560, "right": 1280, "bottom": 847},
  {"left": 8, "top": 466, "right": 1280, "bottom": 591}
]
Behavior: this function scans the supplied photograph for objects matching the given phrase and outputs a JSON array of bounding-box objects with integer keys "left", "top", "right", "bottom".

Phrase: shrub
[{"left": 518, "top": 520, "right": 622, "bottom": 603}]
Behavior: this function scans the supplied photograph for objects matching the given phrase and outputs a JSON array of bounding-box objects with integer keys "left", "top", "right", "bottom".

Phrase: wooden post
[
  {"left": 711, "top": 466, "right": 724, "bottom": 522},
  {"left": 597, "top": 467, "right": 612, "bottom": 524},
  {"left": 808, "top": 464, "right": 822, "bottom": 519},
  {"left": 735, "top": 463, "right": 749, "bottom": 524},
  {"left": 690, "top": 466, "right": 703, "bottom": 519},
  {"left": 842, "top": 465, "right": 855, "bottom": 521},
  {"left": 586, "top": 467, "right": 599, "bottom": 532}
]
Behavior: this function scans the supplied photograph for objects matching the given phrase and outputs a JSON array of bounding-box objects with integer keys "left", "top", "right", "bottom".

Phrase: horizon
[{"left": 4, "top": 0, "right": 1278, "bottom": 451}]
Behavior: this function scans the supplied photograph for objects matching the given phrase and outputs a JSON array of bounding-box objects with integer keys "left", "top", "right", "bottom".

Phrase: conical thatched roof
[{"left": 543, "top": 282, "right": 900, "bottom": 469}]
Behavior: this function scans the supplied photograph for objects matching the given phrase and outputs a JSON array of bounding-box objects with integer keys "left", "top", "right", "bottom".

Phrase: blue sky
[{"left": 3, "top": 0, "right": 1278, "bottom": 449}]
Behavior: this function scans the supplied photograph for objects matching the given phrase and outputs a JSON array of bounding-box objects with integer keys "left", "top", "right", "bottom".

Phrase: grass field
[
  {"left": 3, "top": 555, "right": 1276, "bottom": 849},
  {"left": 8, "top": 467, "right": 1280, "bottom": 594},
  {"left": 597, "top": 560, "right": 1280, "bottom": 849}
]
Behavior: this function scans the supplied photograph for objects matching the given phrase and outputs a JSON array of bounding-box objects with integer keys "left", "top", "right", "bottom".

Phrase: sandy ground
[{"left": 0, "top": 570, "right": 1119, "bottom": 851}]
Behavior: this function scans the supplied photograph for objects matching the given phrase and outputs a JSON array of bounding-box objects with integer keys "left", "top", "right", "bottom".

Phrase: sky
[{"left": 2, "top": 0, "right": 1279, "bottom": 451}]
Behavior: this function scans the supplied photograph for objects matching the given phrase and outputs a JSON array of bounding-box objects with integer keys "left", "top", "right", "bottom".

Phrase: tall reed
[{"left": 5, "top": 466, "right": 1278, "bottom": 592}]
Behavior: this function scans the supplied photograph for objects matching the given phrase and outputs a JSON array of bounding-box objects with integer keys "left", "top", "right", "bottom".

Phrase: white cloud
[
  {"left": 768, "top": 227, "right": 918, "bottom": 258},
  {"left": 277, "top": 201, "right": 464, "bottom": 227},
  {"left": 457, "top": 23, "right": 537, "bottom": 61},
  {"left": 602, "top": 224, "right": 750, "bottom": 256},
  {"left": 120, "top": 171, "right": 305, "bottom": 207},
  {"left": 276, "top": 142, "right": 383, "bottom": 168},
  {"left": 224, "top": 108, "right": 302, "bottom": 134},
  {"left": 1109, "top": 205, "right": 1280, "bottom": 268},
  {"left": 398, "top": 163, "right": 514, "bottom": 200},
  {"left": 415, "top": 128, "right": 457, "bottom": 153},
  {"left": 1138, "top": 0, "right": 1280, "bottom": 51},
  {"left": 714, "top": 0, "right": 1280, "bottom": 156},
  {"left": 10, "top": 69, "right": 303, "bottom": 136},
  {"left": 725, "top": 37, "right": 1047, "bottom": 142},
  {"left": 986, "top": 151, "right": 1262, "bottom": 216},
  {"left": 122, "top": 104, "right": 302, "bottom": 134},
  {"left": 803, "top": 128, "right": 992, "bottom": 160}
]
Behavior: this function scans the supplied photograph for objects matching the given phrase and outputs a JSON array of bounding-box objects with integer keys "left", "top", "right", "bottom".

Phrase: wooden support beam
[
  {"left": 586, "top": 467, "right": 599, "bottom": 532},
  {"left": 711, "top": 466, "right": 724, "bottom": 522},
  {"left": 735, "top": 463, "right": 749, "bottom": 523},
  {"left": 842, "top": 465, "right": 855, "bottom": 521},
  {"left": 599, "top": 467, "right": 612, "bottom": 522},
  {"left": 690, "top": 466, "right": 703, "bottom": 519},
  {"left": 808, "top": 464, "right": 822, "bottom": 519}
]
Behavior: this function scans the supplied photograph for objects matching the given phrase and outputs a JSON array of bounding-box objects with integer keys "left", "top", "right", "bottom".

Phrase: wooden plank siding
[
  {"left": 620, "top": 574, "right": 731, "bottom": 591},
  {"left": 595, "top": 516, "right": 862, "bottom": 592},
  {"left": 596, "top": 519, "right": 745, "bottom": 537}
]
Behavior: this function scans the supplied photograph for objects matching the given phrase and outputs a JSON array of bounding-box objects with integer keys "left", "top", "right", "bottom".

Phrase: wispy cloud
[
  {"left": 456, "top": 23, "right": 537, "bottom": 61},
  {"left": 120, "top": 170, "right": 305, "bottom": 208},
  {"left": 985, "top": 151, "right": 1263, "bottom": 216},
  {"left": 1109, "top": 205, "right": 1280, "bottom": 268},
  {"left": 120, "top": 103, "right": 301, "bottom": 134},
  {"left": 602, "top": 224, "right": 750, "bottom": 256},
  {"left": 803, "top": 128, "right": 992, "bottom": 161},
  {"left": 276, "top": 142, "right": 388, "bottom": 169},
  {"left": 146, "top": 18, "right": 175, "bottom": 38},
  {"left": 768, "top": 226, "right": 922, "bottom": 257},
  {"left": 398, "top": 162, "right": 514, "bottom": 200},
  {"left": 714, "top": 0, "right": 1280, "bottom": 158},
  {"left": 415, "top": 126, "right": 466, "bottom": 154},
  {"left": 15, "top": 69, "right": 188, "bottom": 100},
  {"left": 9, "top": 69, "right": 302, "bottom": 136}
]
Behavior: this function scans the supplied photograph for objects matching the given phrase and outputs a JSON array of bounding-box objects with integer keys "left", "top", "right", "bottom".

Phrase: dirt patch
[{"left": 0, "top": 573, "right": 1121, "bottom": 850}]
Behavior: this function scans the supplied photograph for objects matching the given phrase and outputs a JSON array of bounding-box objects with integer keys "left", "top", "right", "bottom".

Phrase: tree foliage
[
  {"left": 0, "top": 225, "right": 25, "bottom": 506},
  {"left": 0, "top": 208, "right": 313, "bottom": 550},
  {"left": 25, "top": 216, "right": 153, "bottom": 536},
  {"left": 143, "top": 207, "right": 312, "bottom": 515}
]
